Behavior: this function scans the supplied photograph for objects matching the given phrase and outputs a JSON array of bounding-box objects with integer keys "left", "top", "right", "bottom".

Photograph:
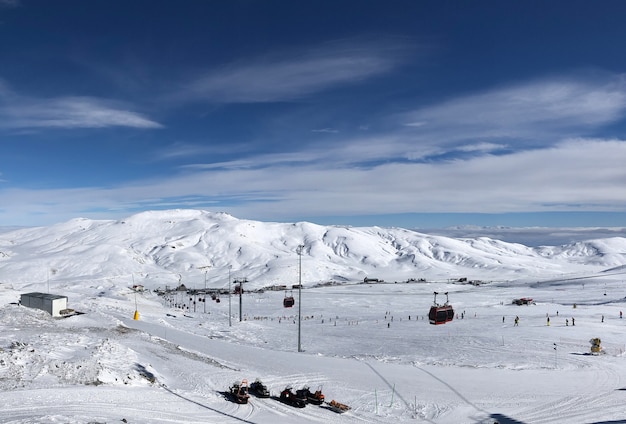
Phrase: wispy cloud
[
  {"left": 175, "top": 138, "right": 626, "bottom": 219},
  {"left": 151, "top": 142, "right": 224, "bottom": 161},
  {"left": 175, "top": 41, "right": 405, "bottom": 104},
  {"left": 181, "top": 150, "right": 322, "bottom": 171},
  {"left": 0, "top": 0, "right": 20, "bottom": 8},
  {"left": 179, "top": 133, "right": 418, "bottom": 172},
  {"left": 0, "top": 96, "right": 162, "bottom": 129},
  {"left": 455, "top": 142, "right": 507, "bottom": 153},
  {"left": 0, "top": 81, "right": 162, "bottom": 130},
  {"left": 2, "top": 137, "right": 624, "bottom": 226},
  {"left": 403, "top": 76, "right": 626, "bottom": 144}
]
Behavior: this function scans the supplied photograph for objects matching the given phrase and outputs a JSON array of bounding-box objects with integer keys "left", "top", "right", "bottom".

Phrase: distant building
[
  {"left": 20, "top": 292, "right": 68, "bottom": 317},
  {"left": 363, "top": 277, "right": 383, "bottom": 283},
  {"left": 267, "top": 285, "right": 287, "bottom": 291}
]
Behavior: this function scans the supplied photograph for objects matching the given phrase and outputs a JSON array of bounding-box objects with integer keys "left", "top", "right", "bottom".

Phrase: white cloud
[
  {"left": 0, "top": 82, "right": 162, "bottom": 130},
  {"left": 178, "top": 134, "right": 411, "bottom": 172},
  {"left": 403, "top": 76, "right": 626, "bottom": 143},
  {"left": 455, "top": 142, "right": 507, "bottom": 153},
  {"left": 311, "top": 128, "right": 339, "bottom": 133},
  {"left": 404, "top": 121, "right": 426, "bottom": 127},
  {"left": 0, "top": 0, "right": 19, "bottom": 8},
  {"left": 151, "top": 142, "right": 231, "bottom": 161},
  {"left": 181, "top": 150, "right": 322, "bottom": 171},
  {"left": 0, "top": 96, "right": 162, "bottom": 129},
  {"left": 176, "top": 43, "right": 403, "bottom": 103},
  {"left": 1, "top": 138, "right": 624, "bottom": 226}
]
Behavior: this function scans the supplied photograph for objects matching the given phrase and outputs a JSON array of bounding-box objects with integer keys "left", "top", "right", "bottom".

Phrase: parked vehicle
[
  {"left": 279, "top": 386, "right": 306, "bottom": 408},
  {"left": 249, "top": 379, "right": 270, "bottom": 398},
  {"left": 296, "top": 386, "right": 325, "bottom": 405},
  {"left": 229, "top": 379, "right": 250, "bottom": 404}
]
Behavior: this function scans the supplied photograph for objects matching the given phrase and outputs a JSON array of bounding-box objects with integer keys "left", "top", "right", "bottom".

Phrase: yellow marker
[{"left": 133, "top": 291, "right": 139, "bottom": 320}]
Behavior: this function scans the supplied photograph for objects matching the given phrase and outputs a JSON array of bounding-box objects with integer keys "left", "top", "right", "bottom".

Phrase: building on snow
[{"left": 20, "top": 292, "right": 68, "bottom": 317}]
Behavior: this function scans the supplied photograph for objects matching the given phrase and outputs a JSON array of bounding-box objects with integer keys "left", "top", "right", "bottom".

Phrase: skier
[
  {"left": 572, "top": 317, "right": 575, "bottom": 326},
  {"left": 547, "top": 316, "right": 550, "bottom": 326},
  {"left": 566, "top": 319, "right": 569, "bottom": 326},
  {"left": 514, "top": 316, "right": 519, "bottom": 326}
]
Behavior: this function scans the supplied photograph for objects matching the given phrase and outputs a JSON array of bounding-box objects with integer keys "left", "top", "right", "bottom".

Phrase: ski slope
[{"left": 0, "top": 211, "right": 625, "bottom": 423}]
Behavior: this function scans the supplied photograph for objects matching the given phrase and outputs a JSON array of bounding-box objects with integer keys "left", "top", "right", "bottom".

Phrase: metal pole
[
  {"left": 239, "top": 278, "right": 243, "bottom": 322},
  {"left": 204, "top": 271, "right": 207, "bottom": 314},
  {"left": 297, "top": 244, "right": 304, "bottom": 352},
  {"left": 228, "top": 266, "right": 232, "bottom": 327}
]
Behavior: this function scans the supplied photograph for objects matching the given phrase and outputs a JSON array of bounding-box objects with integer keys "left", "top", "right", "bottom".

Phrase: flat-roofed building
[{"left": 20, "top": 292, "right": 68, "bottom": 317}]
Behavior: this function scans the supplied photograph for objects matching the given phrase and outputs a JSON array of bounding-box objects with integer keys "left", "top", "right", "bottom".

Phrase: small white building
[{"left": 20, "top": 292, "right": 68, "bottom": 317}]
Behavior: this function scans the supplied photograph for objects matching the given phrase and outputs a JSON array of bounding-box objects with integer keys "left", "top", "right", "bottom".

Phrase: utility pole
[
  {"left": 297, "top": 244, "right": 304, "bottom": 352},
  {"left": 228, "top": 265, "right": 232, "bottom": 327},
  {"left": 197, "top": 266, "right": 211, "bottom": 313},
  {"left": 236, "top": 278, "right": 248, "bottom": 322}
]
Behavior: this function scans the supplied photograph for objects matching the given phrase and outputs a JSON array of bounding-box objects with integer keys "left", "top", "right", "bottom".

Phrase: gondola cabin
[
  {"left": 429, "top": 304, "right": 454, "bottom": 324},
  {"left": 429, "top": 291, "right": 454, "bottom": 325},
  {"left": 283, "top": 291, "right": 295, "bottom": 308}
]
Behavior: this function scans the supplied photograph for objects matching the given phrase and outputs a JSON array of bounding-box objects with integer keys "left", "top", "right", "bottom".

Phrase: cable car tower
[{"left": 429, "top": 291, "right": 454, "bottom": 325}]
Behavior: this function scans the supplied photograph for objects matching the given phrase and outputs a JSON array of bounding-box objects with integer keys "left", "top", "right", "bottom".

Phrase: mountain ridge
[{"left": 0, "top": 209, "right": 625, "bottom": 291}]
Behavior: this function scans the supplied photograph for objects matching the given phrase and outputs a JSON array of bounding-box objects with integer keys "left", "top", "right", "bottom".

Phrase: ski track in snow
[{"left": 4, "top": 280, "right": 626, "bottom": 423}]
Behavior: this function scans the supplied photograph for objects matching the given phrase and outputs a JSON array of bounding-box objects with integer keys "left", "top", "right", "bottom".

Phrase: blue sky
[{"left": 1, "top": 0, "right": 625, "bottom": 229}]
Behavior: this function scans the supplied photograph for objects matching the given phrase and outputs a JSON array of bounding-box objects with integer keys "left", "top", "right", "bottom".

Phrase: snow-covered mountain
[
  {"left": 2, "top": 209, "right": 626, "bottom": 423},
  {"left": 1, "top": 209, "right": 625, "bottom": 292}
]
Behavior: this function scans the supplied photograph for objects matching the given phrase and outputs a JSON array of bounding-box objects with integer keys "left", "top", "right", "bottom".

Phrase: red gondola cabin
[
  {"left": 429, "top": 291, "right": 454, "bottom": 325},
  {"left": 283, "top": 291, "right": 295, "bottom": 308}
]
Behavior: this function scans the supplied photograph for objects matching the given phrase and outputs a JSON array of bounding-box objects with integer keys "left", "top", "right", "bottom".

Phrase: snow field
[{"left": 3, "top": 272, "right": 625, "bottom": 423}]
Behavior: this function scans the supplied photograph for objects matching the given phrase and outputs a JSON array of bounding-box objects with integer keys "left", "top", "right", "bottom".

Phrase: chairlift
[
  {"left": 283, "top": 290, "right": 295, "bottom": 308},
  {"left": 429, "top": 291, "right": 454, "bottom": 325}
]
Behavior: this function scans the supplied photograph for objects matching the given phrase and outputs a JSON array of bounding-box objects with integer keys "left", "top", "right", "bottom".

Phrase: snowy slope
[
  {"left": 1, "top": 209, "right": 624, "bottom": 291},
  {"left": 0, "top": 210, "right": 626, "bottom": 423}
]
